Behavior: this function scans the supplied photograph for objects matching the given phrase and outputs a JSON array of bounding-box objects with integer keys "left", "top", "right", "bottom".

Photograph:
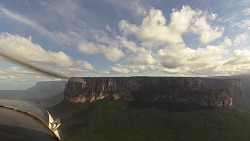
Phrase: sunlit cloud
[{"left": 0, "top": 0, "right": 250, "bottom": 89}]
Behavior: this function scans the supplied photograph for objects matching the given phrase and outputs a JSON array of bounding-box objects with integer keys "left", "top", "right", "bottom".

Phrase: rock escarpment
[{"left": 64, "top": 77, "right": 243, "bottom": 108}]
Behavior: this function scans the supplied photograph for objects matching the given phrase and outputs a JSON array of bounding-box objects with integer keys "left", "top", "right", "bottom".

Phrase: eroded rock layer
[{"left": 64, "top": 77, "right": 243, "bottom": 108}]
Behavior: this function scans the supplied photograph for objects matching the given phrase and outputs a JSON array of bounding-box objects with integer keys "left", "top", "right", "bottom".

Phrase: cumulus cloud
[
  {"left": 0, "top": 33, "right": 95, "bottom": 79},
  {"left": 0, "top": 67, "right": 38, "bottom": 79},
  {"left": 112, "top": 64, "right": 163, "bottom": 74},
  {"left": 161, "top": 37, "right": 232, "bottom": 73},
  {"left": 119, "top": 5, "right": 223, "bottom": 47},
  {"left": 160, "top": 45, "right": 224, "bottom": 71},
  {"left": 128, "top": 48, "right": 157, "bottom": 65},
  {"left": 102, "top": 47, "right": 125, "bottom": 62},
  {"left": 191, "top": 16, "right": 224, "bottom": 44},
  {"left": 169, "top": 6, "right": 196, "bottom": 34},
  {"left": 244, "top": 8, "right": 250, "bottom": 16},
  {"left": 65, "top": 60, "right": 96, "bottom": 75},
  {"left": 75, "top": 5, "right": 250, "bottom": 76},
  {"left": 119, "top": 20, "right": 138, "bottom": 36},
  {"left": 116, "top": 36, "right": 138, "bottom": 53},
  {"left": 119, "top": 8, "right": 184, "bottom": 47},
  {"left": 112, "top": 37, "right": 240, "bottom": 76},
  {"left": 225, "top": 50, "right": 250, "bottom": 65},
  {"left": 77, "top": 60, "right": 95, "bottom": 71},
  {"left": 78, "top": 39, "right": 125, "bottom": 62},
  {"left": 112, "top": 64, "right": 130, "bottom": 74},
  {"left": 233, "top": 33, "right": 248, "bottom": 46},
  {"left": 0, "top": 33, "right": 73, "bottom": 67},
  {"left": 77, "top": 31, "right": 131, "bottom": 62},
  {"left": 2, "top": 3, "right": 250, "bottom": 77},
  {"left": 78, "top": 40, "right": 101, "bottom": 55}
]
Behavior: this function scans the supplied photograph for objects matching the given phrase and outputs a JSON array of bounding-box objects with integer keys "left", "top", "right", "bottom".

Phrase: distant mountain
[
  {"left": 0, "top": 90, "right": 25, "bottom": 99},
  {"left": 25, "top": 81, "right": 67, "bottom": 100},
  {"left": 0, "top": 81, "right": 67, "bottom": 108}
]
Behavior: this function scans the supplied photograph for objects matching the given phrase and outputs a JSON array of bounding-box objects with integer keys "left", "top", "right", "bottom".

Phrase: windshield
[{"left": 0, "top": 0, "right": 250, "bottom": 141}]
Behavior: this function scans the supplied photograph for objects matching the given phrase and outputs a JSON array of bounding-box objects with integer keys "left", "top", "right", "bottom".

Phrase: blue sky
[{"left": 0, "top": 0, "right": 249, "bottom": 89}]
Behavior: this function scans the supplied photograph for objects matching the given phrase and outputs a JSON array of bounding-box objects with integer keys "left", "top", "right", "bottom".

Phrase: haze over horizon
[{"left": 0, "top": 0, "right": 249, "bottom": 89}]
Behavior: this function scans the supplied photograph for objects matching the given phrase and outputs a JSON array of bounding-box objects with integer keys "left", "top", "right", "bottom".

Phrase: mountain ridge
[{"left": 64, "top": 77, "right": 243, "bottom": 108}]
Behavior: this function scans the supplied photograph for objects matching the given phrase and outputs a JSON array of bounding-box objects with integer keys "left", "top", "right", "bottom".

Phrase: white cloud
[
  {"left": 237, "top": 20, "right": 250, "bottom": 30},
  {"left": 78, "top": 40, "right": 101, "bottom": 55},
  {"left": 119, "top": 20, "right": 138, "bottom": 36},
  {"left": 0, "top": 67, "right": 61, "bottom": 89},
  {"left": 77, "top": 60, "right": 95, "bottom": 71},
  {"left": 2, "top": 3, "right": 250, "bottom": 77},
  {"left": 225, "top": 50, "right": 250, "bottom": 65},
  {"left": 223, "top": 37, "right": 233, "bottom": 48},
  {"left": 119, "top": 5, "right": 223, "bottom": 47},
  {"left": 102, "top": 47, "right": 125, "bottom": 62},
  {"left": 169, "top": 6, "right": 196, "bottom": 34},
  {"left": 131, "top": 0, "right": 147, "bottom": 17},
  {"left": 160, "top": 45, "right": 225, "bottom": 71},
  {"left": 191, "top": 16, "right": 224, "bottom": 44},
  {"left": 119, "top": 8, "right": 183, "bottom": 47},
  {"left": 128, "top": 48, "right": 157, "bottom": 65},
  {"left": 233, "top": 33, "right": 248, "bottom": 46},
  {"left": 158, "top": 37, "right": 233, "bottom": 75},
  {"left": 65, "top": 60, "right": 96, "bottom": 76},
  {"left": 225, "top": 8, "right": 250, "bottom": 30},
  {"left": 111, "top": 37, "right": 239, "bottom": 76},
  {"left": 244, "top": 8, "right": 250, "bottom": 16},
  {"left": 0, "top": 67, "right": 44, "bottom": 81},
  {"left": 116, "top": 36, "right": 137, "bottom": 52},
  {"left": 75, "top": 5, "right": 250, "bottom": 76},
  {"left": 78, "top": 39, "right": 125, "bottom": 62},
  {"left": 0, "top": 33, "right": 73, "bottom": 67},
  {"left": 0, "top": 33, "right": 96, "bottom": 80},
  {"left": 0, "top": 67, "right": 37, "bottom": 76},
  {"left": 112, "top": 64, "right": 164, "bottom": 74},
  {"left": 112, "top": 64, "right": 130, "bottom": 74}
]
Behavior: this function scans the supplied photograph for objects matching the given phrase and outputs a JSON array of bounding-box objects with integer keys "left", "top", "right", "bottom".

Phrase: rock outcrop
[{"left": 64, "top": 77, "right": 243, "bottom": 108}]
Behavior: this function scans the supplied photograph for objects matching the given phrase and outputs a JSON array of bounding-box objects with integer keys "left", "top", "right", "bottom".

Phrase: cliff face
[{"left": 64, "top": 77, "right": 243, "bottom": 108}]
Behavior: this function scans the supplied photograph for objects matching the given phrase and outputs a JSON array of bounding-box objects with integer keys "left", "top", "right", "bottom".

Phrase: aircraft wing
[{"left": 0, "top": 99, "right": 60, "bottom": 141}]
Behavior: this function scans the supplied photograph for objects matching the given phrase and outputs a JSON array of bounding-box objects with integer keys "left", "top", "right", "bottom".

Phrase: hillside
[
  {"left": 49, "top": 96, "right": 250, "bottom": 141},
  {"left": 48, "top": 77, "right": 250, "bottom": 141}
]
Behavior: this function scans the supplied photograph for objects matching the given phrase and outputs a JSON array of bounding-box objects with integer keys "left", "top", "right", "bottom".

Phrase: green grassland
[{"left": 49, "top": 94, "right": 250, "bottom": 141}]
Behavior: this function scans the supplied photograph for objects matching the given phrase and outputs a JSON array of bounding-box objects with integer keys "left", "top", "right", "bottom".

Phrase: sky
[{"left": 0, "top": 0, "right": 249, "bottom": 89}]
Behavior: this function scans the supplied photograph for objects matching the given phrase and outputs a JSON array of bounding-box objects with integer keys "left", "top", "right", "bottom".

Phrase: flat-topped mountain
[{"left": 64, "top": 77, "right": 243, "bottom": 108}]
